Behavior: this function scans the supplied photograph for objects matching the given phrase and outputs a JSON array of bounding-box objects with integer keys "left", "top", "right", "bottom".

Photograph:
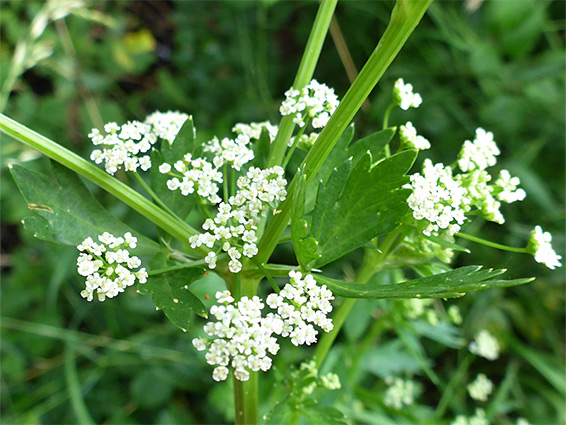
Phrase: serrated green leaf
[
  {"left": 291, "top": 169, "right": 320, "bottom": 270},
  {"left": 161, "top": 116, "right": 200, "bottom": 163},
  {"left": 314, "top": 123, "right": 355, "bottom": 185},
  {"left": 145, "top": 268, "right": 208, "bottom": 331},
  {"left": 150, "top": 149, "right": 194, "bottom": 220},
  {"left": 10, "top": 161, "right": 161, "bottom": 256},
  {"left": 347, "top": 127, "right": 395, "bottom": 164},
  {"left": 311, "top": 150, "right": 417, "bottom": 267},
  {"left": 316, "top": 265, "right": 534, "bottom": 299}
]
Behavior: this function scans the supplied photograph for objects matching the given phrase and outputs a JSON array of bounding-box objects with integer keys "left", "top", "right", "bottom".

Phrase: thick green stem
[
  {"left": 314, "top": 228, "right": 404, "bottom": 369},
  {"left": 0, "top": 113, "right": 208, "bottom": 256},
  {"left": 268, "top": 0, "right": 338, "bottom": 167},
  {"left": 456, "top": 232, "right": 528, "bottom": 254},
  {"left": 257, "top": 0, "right": 433, "bottom": 264},
  {"left": 231, "top": 273, "right": 261, "bottom": 425}
]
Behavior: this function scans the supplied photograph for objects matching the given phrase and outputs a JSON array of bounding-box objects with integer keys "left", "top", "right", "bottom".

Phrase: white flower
[
  {"left": 194, "top": 291, "right": 280, "bottom": 382},
  {"left": 159, "top": 163, "right": 171, "bottom": 174},
  {"left": 458, "top": 128, "right": 500, "bottom": 172},
  {"left": 204, "top": 252, "right": 217, "bottom": 269},
  {"left": 467, "top": 374, "right": 494, "bottom": 401},
  {"left": 279, "top": 79, "right": 339, "bottom": 129},
  {"left": 494, "top": 169, "right": 526, "bottom": 203},
  {"left": 393, "top": 78, "right": 422, "bottom": 110},
  {"left": 144, "top": 110, "right": 189, "bottom": 143},
  {"left": 528, "top": 226, "right": 562, "bottom": 269},
  {"left": 321, "top": 373, "right": 341, "bottom": 390},
  {"left": 406, "top": 159, "right": 470, "bottom": 235},
  {"left": 232, "top": 121, "right": 278, "bottom": 141},
  {"left": 451, "top": 409, "right": 488, "bottom": 425},
  {"left": 469, "top": 330, "right": 500, "bottom": 360},
  {"left": 76, "top": 232, "right": 146, "bottom": 302},
  {"left": 384, "top": 377, "right": 417, "bottom": 409},
  {"left": 266, "top": 272, "right": 334, "bottom": 346},
  {"left": 399, "top": 122, "right": 430, "bottom": 150}
]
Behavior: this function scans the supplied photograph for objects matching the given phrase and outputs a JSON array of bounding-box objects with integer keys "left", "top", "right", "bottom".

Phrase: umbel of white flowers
[
  {"left": 76, "top": 232, "right": 147, "bottom": 302},
  {"left": 406, "top": 128, "right": 527, "bottom": 236},
  {"left": 192, "top": 271, "right": 335, "bottom": 382}
]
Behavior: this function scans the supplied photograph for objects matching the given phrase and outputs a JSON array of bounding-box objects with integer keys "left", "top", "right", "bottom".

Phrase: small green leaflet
[
  {"left": 10, "top": 161, "right": 161, "bottom": 256},
  {"left": 160, "top": 116, "right": 201, "bottom": 163},
  {"left": 316, "top": 266, "right": 534, "bottom": 299},
  {"left": 310, "top": 149, "right": 417, "bottom": 267},
  {"left": 143, "top": 268, "right": 208, "bottom": 332}
]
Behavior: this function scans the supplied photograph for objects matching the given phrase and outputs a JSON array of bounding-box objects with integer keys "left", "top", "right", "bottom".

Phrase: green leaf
[
  {"left": 10, "top": 161, "right": 161, "bottom": 256},
  {"left": 252, "top": 128, "right": 272, "bottom": 170},
  {"left": 144, "top": 268, "right": 208, "bottom": 331},
  {"left": 313, "top": 123, "right": 355, "bottom": 185},
  {"left": 301, "top": 403, "right": 349, "bottom": 425},
  {"left": 347, "top": 127, "right": 395, "bottom": 164},
  {"left": 161, "top": 116, "right": 200, "bottom": 163},
  {"left": 316, "top": 266, "right": 534, "bottom": 299},
  {"left": 150, "top": 149, "right": 195, "bottom": 220},
  {"left": 422, "top": 233, "right": 471, "bottom": 253},
  {"left": 311, "top": 149, "right": 417, "bottom": 267},
  {"left": 291, "top": 168, "right": 320, "bottom": 270}
]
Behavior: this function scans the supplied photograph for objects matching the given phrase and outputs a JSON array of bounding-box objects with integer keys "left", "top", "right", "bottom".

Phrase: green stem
[
  {"left": 268, "top": 0, "right": 338, "bottom": 167},
  {"left": 257, "top": 0, "right": 433, "bottom": 264},
  {"left": 281, "top": 120, "right": 308, "bottom": 169},
  {"left": 231, "top": 166, "right": 236, "bottom": 198},
  {"left": 0, "top": 113, "right": 209, "bottom": 256},
  {"left": 195, "top": 195, "right": 214, "bottom": 220},
  {"left": 223, "top": 164, "right": 229, "bottom": 203},
  {"left": 231, "top": 273, "right": 261, "bottom": 425},
  {"left": 250, "top": 258, "right": 281, "bottom": 294},
  {"left": 456, "top": 232, "right": 528, "bottom": 254},
  {"left": 382, "top": 102, "right": 396, "bottom": 157},
  {"left": 132, "top": 172, "right": 184, "bottom": 222},
  {"left": 314, "top": 228, "right": 404, "bottom": 369}
]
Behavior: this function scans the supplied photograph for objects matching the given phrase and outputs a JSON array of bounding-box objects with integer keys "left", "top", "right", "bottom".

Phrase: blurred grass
[{"left": 1, "top": 1, "right": 564, "bottom": 424}]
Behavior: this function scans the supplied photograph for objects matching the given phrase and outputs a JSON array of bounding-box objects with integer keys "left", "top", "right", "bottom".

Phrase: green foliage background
[{"left": 1, "top": 1, "right": 564, "bottom": 424}]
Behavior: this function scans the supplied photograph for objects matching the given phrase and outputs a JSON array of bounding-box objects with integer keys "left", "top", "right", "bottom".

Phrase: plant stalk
[
  {"left": 257, "top": 0, "right": 433, "bottom": 264},
  {"left": 268, "top": 0, "right": 338, "bottom": 167},
  {"left": 0, "top": 113, "right": 208, "bottom": 256}
]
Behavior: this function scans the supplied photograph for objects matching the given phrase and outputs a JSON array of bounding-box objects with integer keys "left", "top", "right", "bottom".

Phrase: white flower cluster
[
  {"left": 493, "top": 169, "right": 526, "bottom": 203},
  {"left": 407, "top": 129, "right": 527, "bottom": 234},
  {"left": 399, "top": 122, "right": 430, "bottom": 150},
  {"left": 280, "top": 79, "right": 339, "bottom": 128},
  {"left": 266, "top": 270, "right": 334, "bottom": 346},
  {"left": 144, "top": 110, "right": 191, "bottom": 143},
  {"left": 469, "top": 330, "right": 500, "bottom": 361},
  {"left": 232, "top": 121, "right": 278, "bottom": 142},
  {"left": 467, "top": 373, "right": 494, "bottom": 402},
  {"left": 192, "top": 291, "right": 280, "bottom": 382},
  {"left": 189, "top": 166, "right": 287, "bottom": 273},
  {"left": 89, "top": 111, "right": 188, "bottom": 175},
  {"left": 528, "top": 226, "right": 562, "bottom": 270},
  {"left": 76, "top": 232, "right": 147, "bottom": 302},
  {"left": 458, "top": 128, "right": 500, "bottom": 172},
  {"left": 406, "top": 159, "right": 469, "bottom": 235},
  {"left": 383, "top": 377, "right": 417, "bottom": 409},
  {"left": 204, "top": 134, "right": 254, "bottom": 171},
  {"left": 160, "top": 154, "right": 223, "bottom": 203},
  {"left": 393, "top": 78, "right": 422, "bottom": 110},
  {"left": 451, "top": 408, "right": 488, "bottom": 425},
  {"left": 193, "top": 272, "right": 334, "bottom": 382},
  {"left": 402, "top": 299, "right": 439, "bottom": 325}
]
